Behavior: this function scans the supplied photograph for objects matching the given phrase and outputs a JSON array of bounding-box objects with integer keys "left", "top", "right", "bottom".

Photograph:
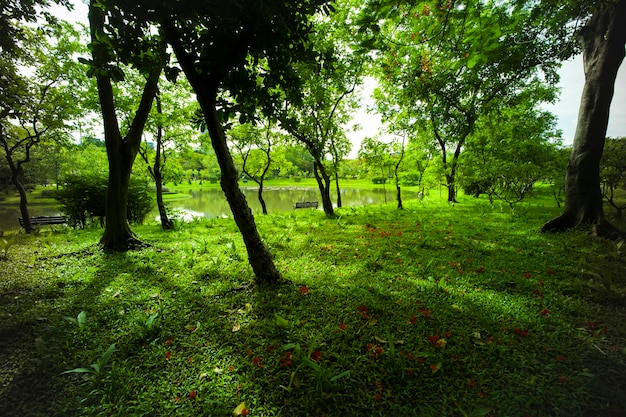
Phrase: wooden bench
[
  {"left": 18, "top": 215, "right": 67, "bottom": 228},
  {"left": 294, "top": 201, "right": 319, "bottom": 209}
]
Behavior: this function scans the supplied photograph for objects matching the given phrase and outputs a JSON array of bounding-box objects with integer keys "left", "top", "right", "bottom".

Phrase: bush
[
  {"left": 399, "top": 171, "right": 422, "bottom": 187},
  {"left": 371, "top": 177, "right": 387, "bottom": 184},
  {"left": 56, "top": 175, "right": 153, "bottom": 228}
]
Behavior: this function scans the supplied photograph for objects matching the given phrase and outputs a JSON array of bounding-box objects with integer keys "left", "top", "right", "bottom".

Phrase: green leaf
[
  {"left": 469, "top": 404, "right": 495, "bottom": 417},
  {"left": 98, "top": 343, "right": 116, "bottom": 369},
  {"left": 61, "top": 367, "right": 95, "bottom": 375},
  {"left": 274, "top": 313, "right": 291, "bottom": 329},
  {"left": 329, "top": 370, "right": 350, "bottom": 382}
]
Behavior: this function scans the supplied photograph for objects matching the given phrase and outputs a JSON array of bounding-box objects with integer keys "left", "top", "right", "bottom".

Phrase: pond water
[
  {"left": 158, "top": 186, "right": 398, "bottom": 221},
  {"left": 0, "top": 186, "right": 411, "bottom": 231}
]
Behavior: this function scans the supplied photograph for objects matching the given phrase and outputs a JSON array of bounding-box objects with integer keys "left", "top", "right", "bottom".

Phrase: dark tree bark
[
  {"left": 140, "top": 91, "right": 174, "bottom": 230},
  {"left": 312, "top": 160, "right": 335, "bottom": 216},
  {"left": 13, "top": 168, "right": 33, "bottom": 232},
  {"left": 164, "top": 21, "right": 281, "bottom": 285},
  {"left": 542, "top": 0, "right": 626, "bottom": 239},
  {"left": 89, "top": 2, "right": 163, "bottom": 250},
  {"left": 394, "top": 142, "right": 405, "bottom": 210},
  {"left": 0, "top": 124, "right": 39, "bottom": 233},
  {"left": 334, "top": 174, "right": 342, "bottom": 208}
]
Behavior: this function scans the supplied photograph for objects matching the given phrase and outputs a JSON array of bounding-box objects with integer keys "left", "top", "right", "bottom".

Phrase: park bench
[
  {"left": 294, "top": 201, "right": 319, "bottom": 209},
  {"left": 18, "top": 215, "right": 67, "bottom": 228}
]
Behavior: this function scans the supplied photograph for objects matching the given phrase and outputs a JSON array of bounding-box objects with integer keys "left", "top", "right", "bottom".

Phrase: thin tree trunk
[
  {"left": 542, "top": 0, "right": 626, "bottom": 239},
  {"left": 258, "top": 182, "right": 268, "bottom": 215},
  {"left": 13, "top": 172, "right": 33, "bottom": 233},
  {"left": 313, "top": 160, "right": 334, "bottom": 216},
  {"left": 334, "top": 174, "right": 342, "bottom": 208},
  {"left": 154, "top": 94, "right": 173, "bottom": 230},
  {"left": 154, "top": 135, "right": 173, "bottom": 230}
]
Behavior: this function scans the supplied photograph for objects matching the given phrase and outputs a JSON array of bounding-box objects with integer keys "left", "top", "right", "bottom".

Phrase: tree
[
  {"left": 140, "top": 0, "right": 331, "bottom": 284},
  {"left": 359, "top": 0, "right": 564, "bottom": 203},
  {"left": 459, "top": 102, "right": 562, "bottom": 206},
  {"left": 542, "top": 0, "right": 626, "bottom": 238},
  {"left": 278, "top": 16, "right": 361, "bottom": 216},
  {"left": 600, "top": 137, "right": 626, "bottom": 218},
  {"left": 230, "top": 121, "right": 276, "bottom": 215},
  {"left": 86, "top": 0, "right": 166, "bottom": 250},
  {"left": 139, "top": 78, "right": 197, "bottom": 230},
  {"left": 0, "top": 22, "right": 82, "bottom": 233},
  {"left": 0, "top": 0, "right": 70, "bottom": 56},
  {"left": 358, "top": 137, "right": 393, "bottom": 203}
]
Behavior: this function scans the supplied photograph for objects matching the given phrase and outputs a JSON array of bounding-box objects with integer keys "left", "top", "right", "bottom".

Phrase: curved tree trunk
[
  {"left": 162, "top": 19, "right": 280, "bottom": 285},
  {"left": 258, "top": 182, "right": 268, "bottom": 215},
  {"left": 313, "top": 161, "right": 334, "bottom": 217},
  {"left": 13, "top": 172, "right": 33, "bottom": 233},
  {"left": 334, "top": 174, "right": 342, "bottom": 208},
  {"left": 203, "top": 94, "right": 280, "bottom": 284},
  {"left": 154, "top": 94, "right": 173, "bottom": 230},
  {"left": 542, "top": 0, "right": 626, "bottom": 239}
]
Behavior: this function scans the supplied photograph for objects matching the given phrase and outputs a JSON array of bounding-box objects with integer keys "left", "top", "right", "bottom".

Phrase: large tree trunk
[
  {"left": 161, "top": 17, "right": 281, "bottom": 284},
  {"left": 89, "top": 1, "right": 162, "bottom": 250},
  {"left": 100, "top": 145, "right": 139, "bottom": 250},
  {"left": 542, "top": 0, "right": 626, "bottom": 238},
  {"left": 445, "top": 173, "right": 456, "bottom": 203},
  {"left": 200, "top": 91, "right": 281, "bottom": 284}
]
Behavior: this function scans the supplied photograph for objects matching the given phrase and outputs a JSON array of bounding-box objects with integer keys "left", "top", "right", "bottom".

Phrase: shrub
[
  {"left": 371, "top": 177, "right": 387, "bottom": 184},
  {"left": 56, "top": 175, "right": 153, "bottom": 228}
]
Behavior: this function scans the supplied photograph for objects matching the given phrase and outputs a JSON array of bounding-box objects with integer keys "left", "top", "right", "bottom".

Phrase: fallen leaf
[
  {"left": 232, "top": 323, "right": 241, "bottom": 332},
  {"left": 233, "top": 402, "right": 248, "bottom": 416}
]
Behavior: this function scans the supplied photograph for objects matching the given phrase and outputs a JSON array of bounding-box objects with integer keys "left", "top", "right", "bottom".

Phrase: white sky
[{"left": 51, "top": 1, "right": 626, "bottom": 157}]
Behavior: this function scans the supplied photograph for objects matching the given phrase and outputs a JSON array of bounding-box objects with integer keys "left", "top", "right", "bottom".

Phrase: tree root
[{"left": 542, "top": 214, "right": 625, "bottom": 241}]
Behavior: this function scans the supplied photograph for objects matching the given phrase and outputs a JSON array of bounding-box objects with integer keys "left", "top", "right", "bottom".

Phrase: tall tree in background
[
  {"left": 278, "top": 16, "right": 361, "bottom": 216},
  {"left": 139, "top": 78, "right": 197, "bottom": 230},
  {"left": 358, "top": 1, "right": 564, "bottom": 203},
  {"left": 86, "top": 0, "right": 166, "bottom": 250},
  {"left": 230, "top": 121, "right": 277, "bottom": 215},
  {"left": 0, "top": 23, "right": 82, "bottom": 232},
  {"left": 542, "top": 0, "right": 626, "bottom": 238}
]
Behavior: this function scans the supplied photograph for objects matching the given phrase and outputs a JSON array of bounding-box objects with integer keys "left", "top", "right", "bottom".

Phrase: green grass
[{"left": 1, "top": 194, "right": 625, "bottom": 417}]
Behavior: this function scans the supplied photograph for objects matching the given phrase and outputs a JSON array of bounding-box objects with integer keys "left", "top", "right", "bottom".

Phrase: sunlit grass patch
[{"left": 1, "top": 196, "right": 625, "bottom": 416}]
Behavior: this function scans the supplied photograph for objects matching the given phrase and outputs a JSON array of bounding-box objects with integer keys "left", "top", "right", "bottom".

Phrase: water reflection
[
  {"left": 160, "top": 186, "right": 394, "bottom": 220},
  {"left": 0, "top": 186, "right": 406, "bottom": 230}
]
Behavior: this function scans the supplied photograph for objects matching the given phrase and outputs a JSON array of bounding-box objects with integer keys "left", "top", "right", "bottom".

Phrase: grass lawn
[{"left": 0, "top": 193, "right": 625, "bottom": 416}]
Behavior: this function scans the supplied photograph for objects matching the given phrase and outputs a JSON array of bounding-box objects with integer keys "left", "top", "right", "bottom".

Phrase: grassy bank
[{"left": 1, "top": 195, "right": 625, "bottom": 416}]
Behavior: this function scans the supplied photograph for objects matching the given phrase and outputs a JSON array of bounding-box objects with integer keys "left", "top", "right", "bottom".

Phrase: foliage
[
  {"left": 56, "top": 174, "right": 153, "bottom": 228},
  {"left": 600, "top": 137, "right": 626, "bottom": 218},
  {"left": 360, "top": 0, "right": 562, "bottom": 202},
  {"left": 459, "top": 104, "right": 562, "bottom": 206}
]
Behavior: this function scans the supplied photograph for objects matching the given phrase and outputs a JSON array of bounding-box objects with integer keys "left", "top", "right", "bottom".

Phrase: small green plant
[
  {"left": 135, "top": 311, "right": 160, "bottom": 341},
  {"left": 62, "top": 343, "right": 116, "bottom": 378},
  {"left": 0, "top": 237, "right": 12, "bottom": 260},
  {"left": 63, "top": 310, "right": 88, "bottom": 332},
  {"left": 281, "top": 342, "right": 350, "bottom": 400}
]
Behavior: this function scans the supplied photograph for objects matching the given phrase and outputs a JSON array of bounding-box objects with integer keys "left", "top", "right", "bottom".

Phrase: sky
[{"left": 51, "top": 1, "right": 625, "bottom": 157}]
